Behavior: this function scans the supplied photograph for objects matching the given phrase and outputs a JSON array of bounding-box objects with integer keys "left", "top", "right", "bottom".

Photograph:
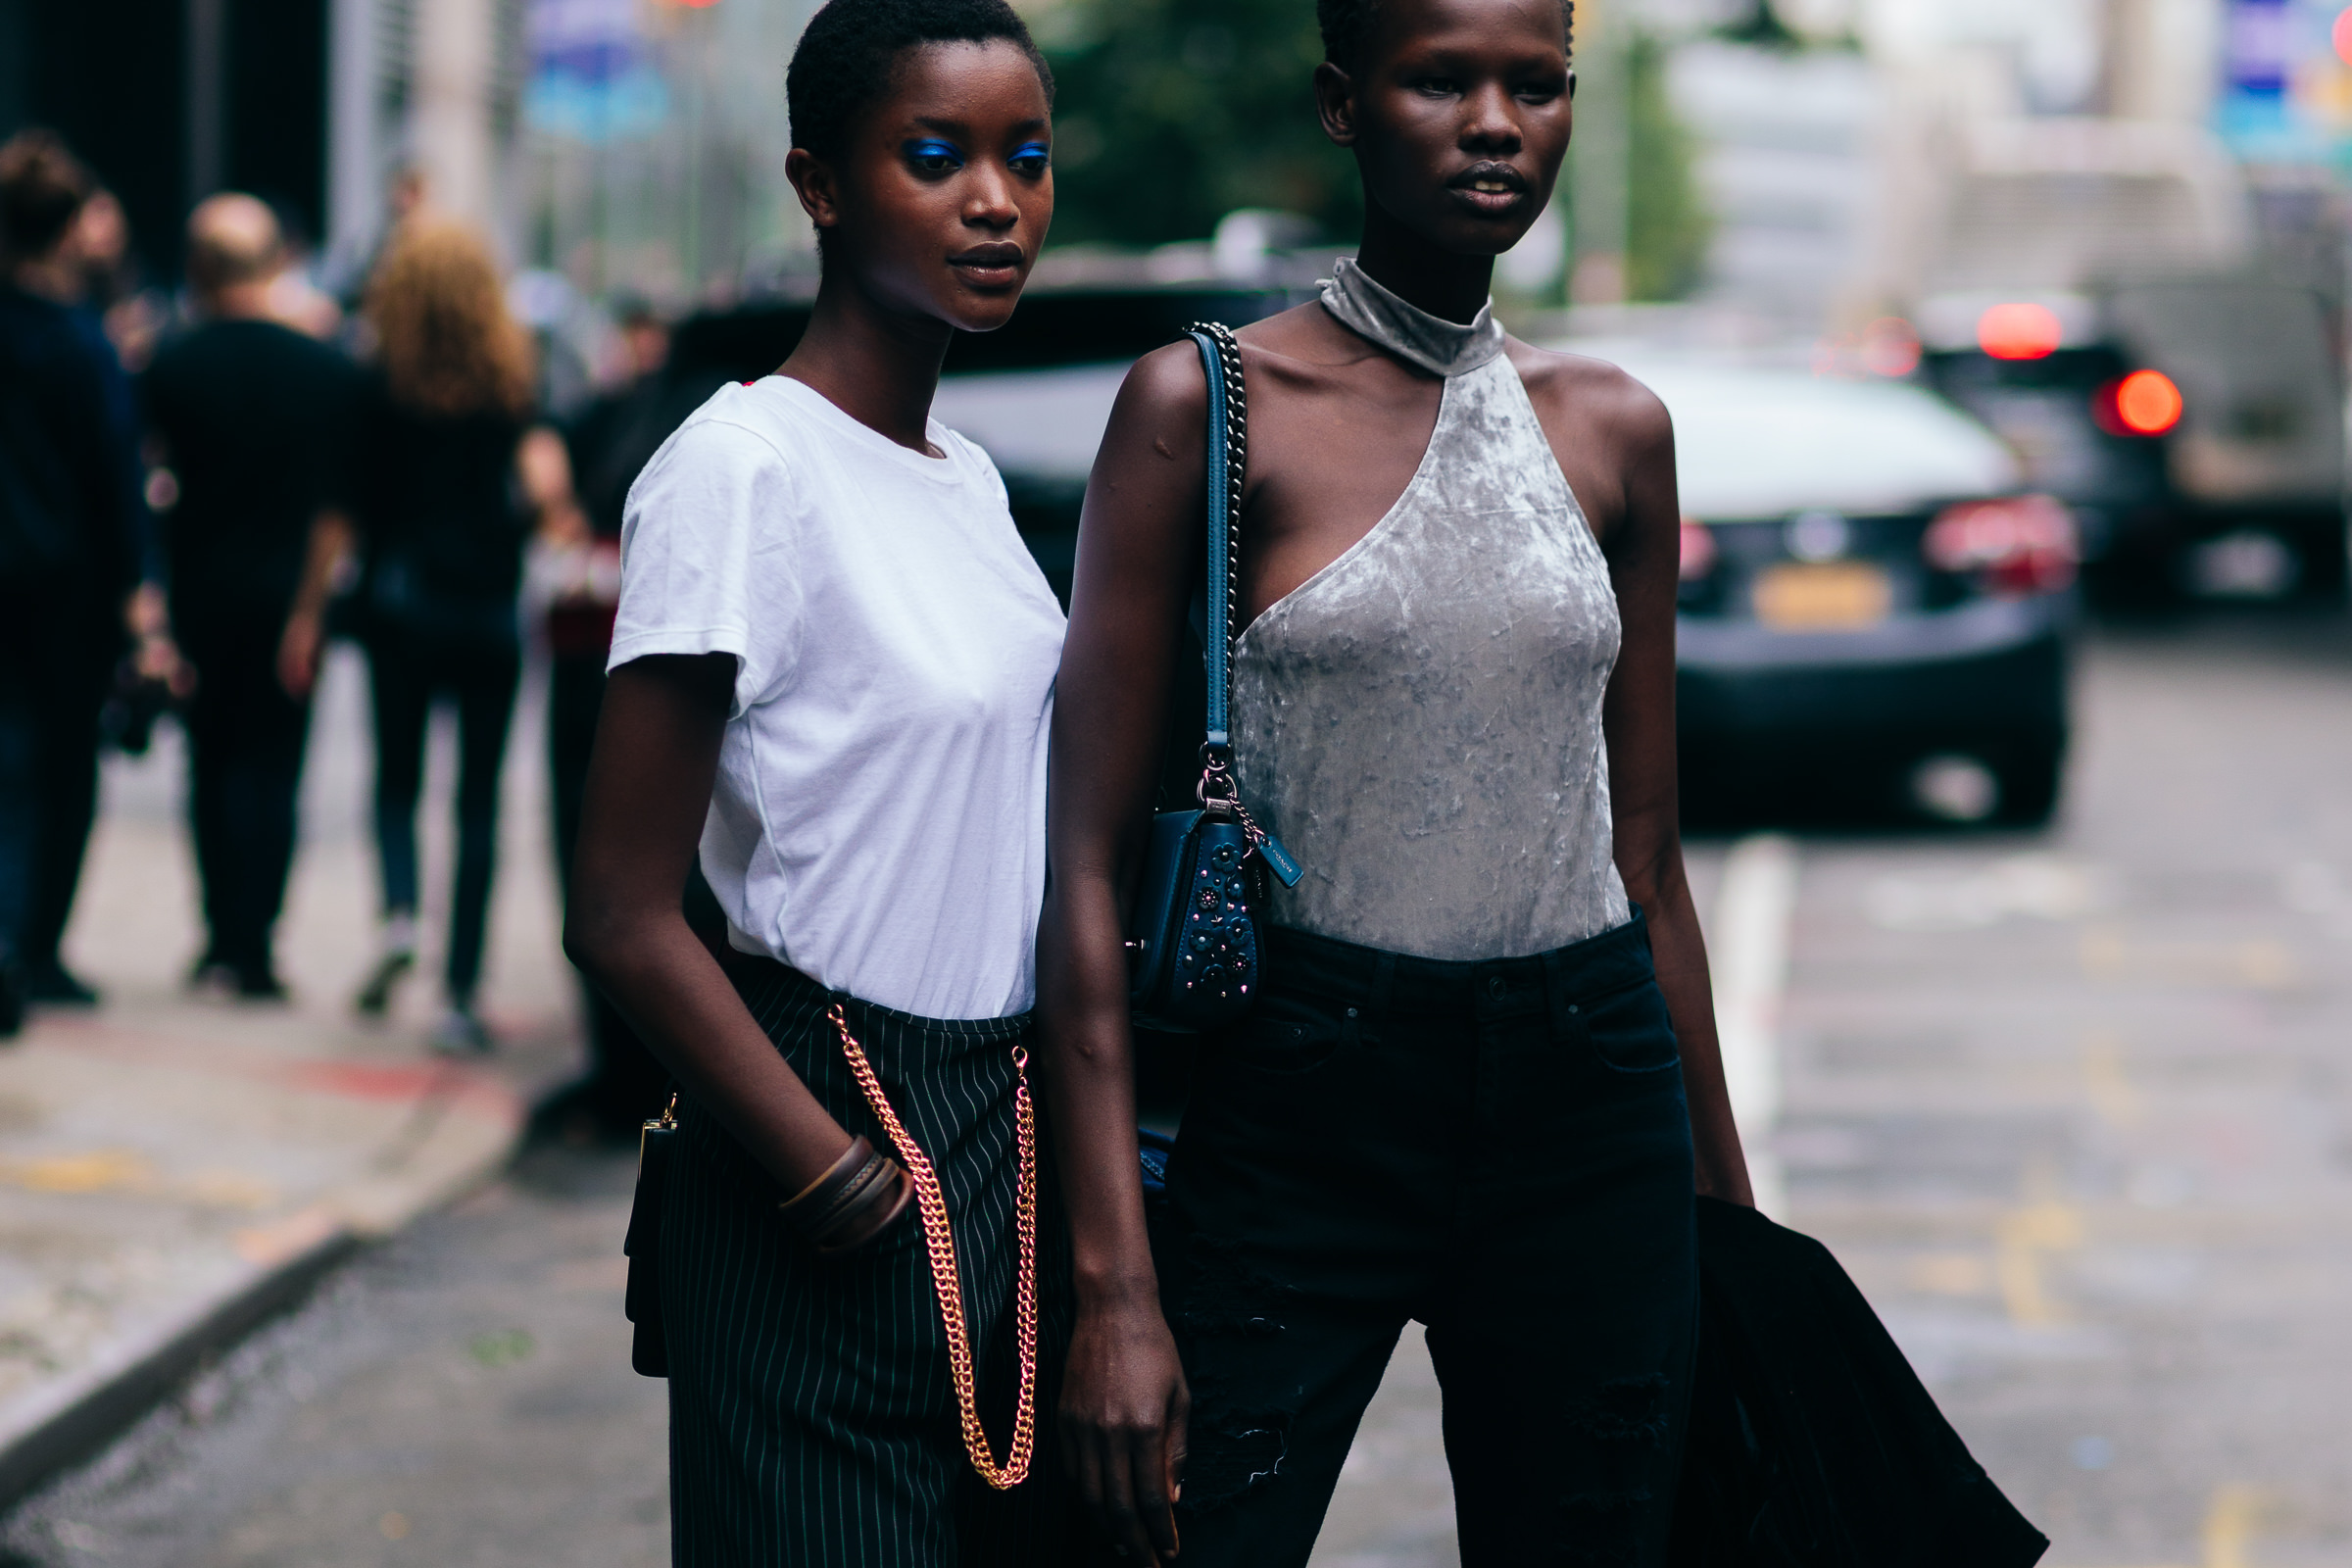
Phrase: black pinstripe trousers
[{"left": 662, "top": 959, "right": 1076, "bottom": 1566}]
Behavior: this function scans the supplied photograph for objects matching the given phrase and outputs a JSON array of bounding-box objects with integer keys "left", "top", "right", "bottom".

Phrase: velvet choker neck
[{"left": 1317, "top": 256, "right": 1505, "bottom": 377}]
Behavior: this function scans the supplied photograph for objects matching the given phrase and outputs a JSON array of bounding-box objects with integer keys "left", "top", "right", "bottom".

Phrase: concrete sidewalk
[{"left": 0, "top": 647, "right": 584, "bottom": 1506}]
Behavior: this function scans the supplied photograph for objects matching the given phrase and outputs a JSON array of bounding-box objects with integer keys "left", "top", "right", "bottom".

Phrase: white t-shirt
[{"left": 610, "top": 375, "right": 1066, "bottom": 1019}]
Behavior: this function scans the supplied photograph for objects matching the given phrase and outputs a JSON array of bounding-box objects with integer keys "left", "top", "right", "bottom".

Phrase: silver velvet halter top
[{"left": 1230, "top": 258, "right": 1631, "bottom": 960}]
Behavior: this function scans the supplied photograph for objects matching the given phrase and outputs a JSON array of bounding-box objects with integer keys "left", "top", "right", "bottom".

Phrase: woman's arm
[
  {"left": 1598, "top": 387, "right": 1755, "bottom": 1207},
  {"left": 518, "top": 424, "right": 589, "bottom": 546},
  {"left": 1037, "top": 343, "right": 1211, "bottom": 1566},
  {"left": 277, "top": 510, "right": 352, "bottom": 699},
  {"left": 564, "top": 654, "right": 869, "bottom": 1200}
]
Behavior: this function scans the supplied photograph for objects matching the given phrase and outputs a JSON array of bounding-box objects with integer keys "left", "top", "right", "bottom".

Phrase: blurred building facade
[
  {"left": 0, "top": 0, "right": 331, "bottom": 276},
  {"left": 1608, "top": 0, "right": 2352, "bottom": 330},
  {"left": 0, "top": 0, "right": 812, "bottom": 302},
  {"left": 519, "top": 0, "right": 816, "bottom": 305}
]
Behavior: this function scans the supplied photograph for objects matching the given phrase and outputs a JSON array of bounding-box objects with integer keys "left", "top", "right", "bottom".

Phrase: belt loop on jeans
[
  {"left": 1541, "top": 947, "right": 1578, "bottom": 1038},
  {"left": 1368, "top": 951, "right": 1396, "bottom": 1032}
]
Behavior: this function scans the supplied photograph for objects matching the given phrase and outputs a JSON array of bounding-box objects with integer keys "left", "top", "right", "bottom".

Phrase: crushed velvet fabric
[
  {"left": 1232, "top": 266, "right": 1630, "bottom": 961},
  {"left": 1316, "top": 257, "right": 1506, "bottom": 377}
]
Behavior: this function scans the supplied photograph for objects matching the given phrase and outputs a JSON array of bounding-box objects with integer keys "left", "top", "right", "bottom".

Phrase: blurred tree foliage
[
  {"left": 1623, "top": 31, "right": 1711, "bottom": 302},
  {"left": 1030, "top": 0, "right": 1360, "bottom": 247},
  {"left": 1026, "top": 0, "right": 1710, "bottom": 302}
]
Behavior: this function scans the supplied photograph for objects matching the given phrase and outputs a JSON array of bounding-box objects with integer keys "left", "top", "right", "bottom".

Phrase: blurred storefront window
[
  {"left": 2219, "top": 0, "right": 2352, "bottom": 166},
  {"left": 521, "top": 0, "right": 818, "bottom": 307}
]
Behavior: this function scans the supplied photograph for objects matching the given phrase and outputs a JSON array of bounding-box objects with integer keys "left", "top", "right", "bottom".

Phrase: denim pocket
[
  {"left": 1222, "top": 994, "right": 1354, "bottom": 1076},
  {"left": 1572, "top": 975, "right": 1681, "bottom": 1074}
]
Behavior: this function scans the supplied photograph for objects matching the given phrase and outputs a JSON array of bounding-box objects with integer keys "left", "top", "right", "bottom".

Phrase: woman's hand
[
  {"left": 1063, "top": 1290, "right": 1189, "bottom": 1564},
  {"left": 276, "top": 607, "right": 322, "bottom": 698}
]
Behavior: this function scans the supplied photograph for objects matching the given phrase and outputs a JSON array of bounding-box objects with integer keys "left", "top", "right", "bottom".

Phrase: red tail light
[
  {"left": 1923, "top": 495, "right": 2078, "bottom": 596},
  {"left": 1679, "top": 517, "right": 1716, "bottom": 581},
  {"left": 1977, "top": 303, "right": 2064, "bottom": 361},
  {"left": 2090, "top": 369, "right": 2182, "bottom": 436}
]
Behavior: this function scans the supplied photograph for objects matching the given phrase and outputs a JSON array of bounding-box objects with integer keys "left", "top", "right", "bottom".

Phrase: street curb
[
  {"left": 0, "top": 1066, "right": 568, "bottom": 1514},
  {"left": 0, "top": 1230, "right": 362, "bottom": 1511}
]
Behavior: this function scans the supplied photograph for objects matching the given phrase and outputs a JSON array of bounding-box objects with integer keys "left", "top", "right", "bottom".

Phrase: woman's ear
[
  {"left": 1313, "top": 61, "right": 1358, "bottom": 148},
  {"left": 785, "top": 147, "right": 843, "bottom": 234}
]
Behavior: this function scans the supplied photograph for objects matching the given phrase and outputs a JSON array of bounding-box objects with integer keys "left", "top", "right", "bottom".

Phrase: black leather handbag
[
  {"left": 1125, "top": 323, "right": 1300, "bottom": 1034},
  {"left": 623, "top": 1094, "right": 677, "bottom": 1378}
]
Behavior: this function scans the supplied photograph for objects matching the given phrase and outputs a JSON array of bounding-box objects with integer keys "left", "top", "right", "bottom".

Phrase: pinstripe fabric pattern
[{"left": 663, "top": 960, "right": 1074, "bottom": 1566}]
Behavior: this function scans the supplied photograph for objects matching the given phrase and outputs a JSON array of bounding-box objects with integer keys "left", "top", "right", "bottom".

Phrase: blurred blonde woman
[{"left": 308, "top": 220, "right": 573, "bottom": 1048}]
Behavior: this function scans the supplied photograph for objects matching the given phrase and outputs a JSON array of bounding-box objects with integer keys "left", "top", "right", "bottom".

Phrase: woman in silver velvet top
[{"left": 1038, "top": 0, "right": 1752, "bottom": 1562}]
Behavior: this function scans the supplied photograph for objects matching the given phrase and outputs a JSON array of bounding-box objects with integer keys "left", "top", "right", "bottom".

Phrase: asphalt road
[{"left": 4, "top": 608, "right": 2350, "bottom": 1567}]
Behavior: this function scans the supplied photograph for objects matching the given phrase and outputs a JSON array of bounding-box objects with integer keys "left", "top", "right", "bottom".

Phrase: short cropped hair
[
  {"left": 185, "top": 193, "right": 285, "bottom": 293},
  {"left": 1316, "top": 0, "right": 1574, "bottom": 72},
  {"left": 0, "top": 129, "right": 94, "bottom": 263},
  {"left": 787, "top": 0, "right": 1054, "bottom": 165}
]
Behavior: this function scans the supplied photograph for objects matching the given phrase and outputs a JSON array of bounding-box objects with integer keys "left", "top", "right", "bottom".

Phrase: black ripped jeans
[{"left": 1157, "top": 910, "right": 1697, "bottom": 1568}]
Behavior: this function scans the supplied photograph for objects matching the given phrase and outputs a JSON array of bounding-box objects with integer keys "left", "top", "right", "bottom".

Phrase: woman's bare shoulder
[{"left": 1505, "top": 340, "right": 1673, "bottom": 457}]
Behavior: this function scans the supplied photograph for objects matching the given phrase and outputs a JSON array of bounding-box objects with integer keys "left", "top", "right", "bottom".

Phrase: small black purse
[
  {"left": 1125, "top": 323, "right": 1300, "bottom": 1034},
  {"left": 623, "top": 1093, "right": 677, "bottom": 1378}
]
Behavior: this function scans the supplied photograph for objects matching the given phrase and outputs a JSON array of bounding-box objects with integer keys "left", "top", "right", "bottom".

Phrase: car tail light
[
  {"left": 1923, "top": 495, "right": 2078, "bottom": 596},
  {"left": 2090, "top": 369, "right": 2182, "bottom": 436},
  {"left": 1976, "top": 303, "right": 2064, "bottom": 361},
  {"left": 1679, "top": 517, "right": 1716, "bottom": 581}
]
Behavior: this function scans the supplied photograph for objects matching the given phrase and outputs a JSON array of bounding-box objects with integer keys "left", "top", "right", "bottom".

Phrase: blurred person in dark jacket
[
  {"left": 0, "top": 130, "right": 148, "bottom": 1030},
  {"left": 70, "top": 189, "right": 169, "bottom": 376},
  {"left": 338, "top": 220, "right": 574, "bottom": 1053},
  {"left": 144, "top": 194, "right": 362, "bottom": 999},
  {"left": 544, "top": 294, "right": 677, "bottom": 1131}
]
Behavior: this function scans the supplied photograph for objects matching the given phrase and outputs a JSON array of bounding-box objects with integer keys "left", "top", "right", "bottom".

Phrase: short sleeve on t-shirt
[{"left": 610, "top": 404, "right": 806, "bottom": 718}]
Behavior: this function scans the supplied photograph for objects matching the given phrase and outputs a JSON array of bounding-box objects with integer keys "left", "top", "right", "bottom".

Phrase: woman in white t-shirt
[{"left": 564, "top": 2, "right": 1072, "bottom": 1561}]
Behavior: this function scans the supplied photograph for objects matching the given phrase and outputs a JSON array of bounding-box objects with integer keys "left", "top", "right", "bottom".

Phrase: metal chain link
[
  {"left": 1197, "top": 320, "right": 1250, "bottom": 670},
  {"left": 828, "top": 1004, "right": 1039, "bottom": 1491}
]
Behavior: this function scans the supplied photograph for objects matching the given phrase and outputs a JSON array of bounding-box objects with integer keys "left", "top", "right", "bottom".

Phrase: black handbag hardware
[
  {"left": 623, "top": 1091, "right": 678, "bottom": 1378},
  {"left": 1124, "top": 323, "right": 1301, "bottom": 1035}
]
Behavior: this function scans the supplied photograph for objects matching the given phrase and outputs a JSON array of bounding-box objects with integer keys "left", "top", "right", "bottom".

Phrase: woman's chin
[{"left": 937, "top": 290, "right": 1024, "bottom": 335}]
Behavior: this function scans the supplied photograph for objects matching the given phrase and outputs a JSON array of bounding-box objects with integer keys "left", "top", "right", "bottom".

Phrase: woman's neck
[
  {"left": 1351, "top": 203, "right": 1496, "bottom": 328},
  {"left": 781, "top": 273, "right": 956, "bottom": 454}
]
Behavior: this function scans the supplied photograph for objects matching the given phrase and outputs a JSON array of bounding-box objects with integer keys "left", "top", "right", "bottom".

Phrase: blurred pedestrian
[
  {"left": 143, "top": 193, "right": 362, "bottom": 999},
  {"left": 347, "top": 220, "right": 571, "bottom": 1052},
  {"left": 544, "top": 294, "right": 675, "bottom": 1133},
  {"left": 0, "top": 130, "right": 148, "bottom": 1030},
  {"left": 70, "top": 189, "right": 169, "bottom": 376}
]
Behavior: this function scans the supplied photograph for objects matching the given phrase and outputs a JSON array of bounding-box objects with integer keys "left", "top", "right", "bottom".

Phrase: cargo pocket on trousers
[{"left": 1573, "top": 976, "right": 1682, "bottom": 1074}]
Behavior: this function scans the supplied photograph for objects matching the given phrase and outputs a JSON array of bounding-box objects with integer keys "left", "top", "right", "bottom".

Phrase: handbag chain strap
[
  {"left": 827, "top": 1004, "right": 1039, "bottom": 1491},
  {"left": 1187, "top": 320, "right": 1271, "bottom": 855}
]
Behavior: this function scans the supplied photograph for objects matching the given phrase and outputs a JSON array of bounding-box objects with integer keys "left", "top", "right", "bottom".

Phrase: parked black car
[{"left": 1619, "top": 355, "right": 2077, "bottom": 826}]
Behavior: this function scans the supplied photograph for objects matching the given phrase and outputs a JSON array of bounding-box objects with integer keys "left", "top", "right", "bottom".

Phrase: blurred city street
[
  {"left": 0, "top": 610, "right": 2345, "bottom": 1565},
  {"left": 9, "top": 0, "right": 2352, "bottom": 1555}
]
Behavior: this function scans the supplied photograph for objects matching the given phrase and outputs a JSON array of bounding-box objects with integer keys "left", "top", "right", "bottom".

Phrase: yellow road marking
[
  {"left": 2057, "top": 1482, "right": 2267, "bottom": 1568},
  {"left": 2082, "top": 1032, "right": 2143, "bottom": 1129},
  {"left": 2077, "top": 928, "right": 2296, "bottom": 990},
  {"left": 1906, "top": 1252, "right": 1991, "bottom": 1295},
  {"left": 1997, "top": 1160, "right": 2082, "bottom": 1325},
  {"left": 2202, "top": 1485, "right": 2264, "bottom": 1568}
]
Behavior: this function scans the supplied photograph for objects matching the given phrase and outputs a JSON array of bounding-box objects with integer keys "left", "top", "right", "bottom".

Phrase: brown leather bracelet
[
  {"left": 779, "top": 1135, "right": 874, "bottom": 1218},
  {"left": 781, "top": 1137, "right": 885, "bottom": 1236},
  {"left": 777, "top": 1135, "right": 912, "bottom": 1253},
  {"left": 812, "top": 1162, "right": 913, "bottom": 1255}
]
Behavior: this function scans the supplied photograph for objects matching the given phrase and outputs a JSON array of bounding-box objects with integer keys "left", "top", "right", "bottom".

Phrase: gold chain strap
[{"left": 826, "top": 1004, "right": 1039, "bottom": 1491}]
